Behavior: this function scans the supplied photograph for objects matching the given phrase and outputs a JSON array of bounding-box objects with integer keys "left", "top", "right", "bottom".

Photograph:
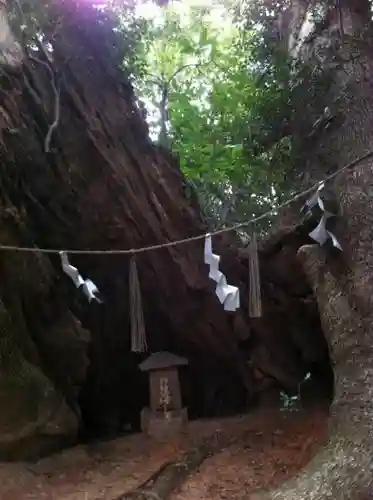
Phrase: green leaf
[{"left": 132, "top": 1, "right": 293, "bottom": 229}]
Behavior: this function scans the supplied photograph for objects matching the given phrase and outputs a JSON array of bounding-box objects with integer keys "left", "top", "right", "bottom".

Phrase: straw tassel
[
  {"left": 248, "top": 227, "right": 262, "bottom": 318},
  {"left": 129, "top": 256, "right": 147, "bottom": 352}
]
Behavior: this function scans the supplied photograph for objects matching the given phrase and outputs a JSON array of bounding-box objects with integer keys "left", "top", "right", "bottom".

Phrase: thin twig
[
  {"left": 30, "top": 38, "right": 61, "bottom": 152},
  {"left": 29, "top": 52, "right": 61, "bottom": 153},
  {"left": 29, "top": 49, "right": 60, "bottom": 152},
  {"left": 13, "top": 0, "right": 60, "bottom": 152},
  {"left": 44, "top": 78, "right": 60, "bottom": 152}
]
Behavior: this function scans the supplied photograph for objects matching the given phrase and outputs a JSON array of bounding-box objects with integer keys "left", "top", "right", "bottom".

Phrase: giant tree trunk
[{"left": 253, "top": 1, "right": 373, "bottom": 498}]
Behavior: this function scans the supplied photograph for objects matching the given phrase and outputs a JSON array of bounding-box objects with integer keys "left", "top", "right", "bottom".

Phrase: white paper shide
[
  {"left": 204, "top": 234, "right": 240, "bottom": 311},
  {"left": 302, "top": 182, "right": 342, "bottom": 251},
  {"left": 60, "top": 251, "right": 102, "bottom": 303}
]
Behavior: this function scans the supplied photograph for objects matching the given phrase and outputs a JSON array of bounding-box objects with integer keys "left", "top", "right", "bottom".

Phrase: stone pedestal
[{"left": 141, "top": 407, "right": 188, "bottom": 440}]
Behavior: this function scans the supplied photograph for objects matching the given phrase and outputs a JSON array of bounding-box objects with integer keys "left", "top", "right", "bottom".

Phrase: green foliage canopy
[
  {"left": 10, "top": 0, "right": 296, "bottom": 232},
  {"left": 133, "top": 1, "right": 293, "bottom": 230}
]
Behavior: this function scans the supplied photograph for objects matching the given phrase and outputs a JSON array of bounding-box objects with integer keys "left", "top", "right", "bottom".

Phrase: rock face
[
  {"left": 0, "top": 224, "right": 89, "bottom": 459},
  {"left": 0, "top": 0, "right": 330, "bottom": 458}
]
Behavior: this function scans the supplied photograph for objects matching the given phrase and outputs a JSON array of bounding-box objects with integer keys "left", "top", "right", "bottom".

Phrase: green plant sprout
[{"left": 280, "top": 372, "right": 311, "bottom": 411}]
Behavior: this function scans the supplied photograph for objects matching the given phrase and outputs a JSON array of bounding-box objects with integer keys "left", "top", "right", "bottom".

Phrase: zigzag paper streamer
[
  {"left": 60, "top": 251, "right": 102, "bottom": 303},
  {"left": 204, "top": 234, "right": 240, "bottom": 312},
  {"left": 301, "top": 183, "right": 342, "bottom": 251}
]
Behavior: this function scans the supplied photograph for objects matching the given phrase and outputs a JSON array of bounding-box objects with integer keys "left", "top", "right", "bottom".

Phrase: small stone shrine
[{"left": 139, "top": 351, "right": 188, "bottom": 440}]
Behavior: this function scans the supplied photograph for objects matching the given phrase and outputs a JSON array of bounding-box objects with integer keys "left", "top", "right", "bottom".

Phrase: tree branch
[
  {"left": 28, "top": 41, "right": 60, "bottom": 153},
  {"left": 13, "top": 0, "right": 60, "bottom": 152}
]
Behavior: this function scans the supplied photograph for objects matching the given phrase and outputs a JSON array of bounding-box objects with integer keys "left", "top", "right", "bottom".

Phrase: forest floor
[{"left": 0, "top": 406, "right": 328, "bottom": 500}]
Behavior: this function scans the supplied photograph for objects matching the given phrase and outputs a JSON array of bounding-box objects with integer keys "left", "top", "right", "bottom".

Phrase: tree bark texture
[{"left": 252, "top": 0, "right": 373, "bottom": 498}]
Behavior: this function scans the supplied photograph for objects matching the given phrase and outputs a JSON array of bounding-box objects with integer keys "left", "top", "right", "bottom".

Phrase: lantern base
[{"left": 140, "top": 407, "right": 188, "bottom": 440}]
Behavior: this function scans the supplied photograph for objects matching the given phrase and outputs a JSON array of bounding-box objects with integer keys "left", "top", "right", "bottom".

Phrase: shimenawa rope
[{"left": 0, "top": 150, "right": 371, "bottom": 255}]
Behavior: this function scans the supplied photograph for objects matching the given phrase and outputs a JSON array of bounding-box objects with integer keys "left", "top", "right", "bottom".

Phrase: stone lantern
[{"left": 139, "top": 351, "right": 188, "bottom": 439}]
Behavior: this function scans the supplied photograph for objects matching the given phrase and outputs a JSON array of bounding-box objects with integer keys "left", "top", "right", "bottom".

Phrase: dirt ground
[{"left": 0, "top": 407, "right": 328, "bottom": 500}]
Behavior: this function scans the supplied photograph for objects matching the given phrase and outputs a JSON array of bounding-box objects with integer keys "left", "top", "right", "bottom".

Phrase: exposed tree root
[{"left": 113, "top": 432, "right": 234, "bottom": 500}]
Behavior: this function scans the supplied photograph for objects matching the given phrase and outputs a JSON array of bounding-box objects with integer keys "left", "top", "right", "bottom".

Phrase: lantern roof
[{"left": 139, "top": 351, "right": 188, "bottom": 372}]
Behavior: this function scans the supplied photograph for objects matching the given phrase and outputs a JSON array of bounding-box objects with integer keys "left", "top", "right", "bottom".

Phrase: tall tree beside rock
[{"left": 249, "top": 0, "right": 373, "bottom": 498}]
